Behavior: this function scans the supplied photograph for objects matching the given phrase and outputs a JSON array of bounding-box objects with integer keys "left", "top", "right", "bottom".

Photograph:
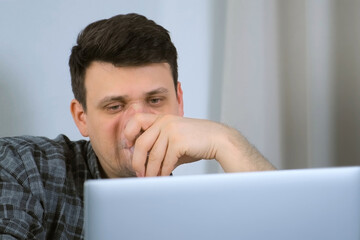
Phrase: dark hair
[{"left": 69, "top": 13, "right": 178, "bottom": 111}]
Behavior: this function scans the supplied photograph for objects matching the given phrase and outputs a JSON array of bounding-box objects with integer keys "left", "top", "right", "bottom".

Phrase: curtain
[{"left": 219, "top": 0, "right": 360, "bottom": 169}]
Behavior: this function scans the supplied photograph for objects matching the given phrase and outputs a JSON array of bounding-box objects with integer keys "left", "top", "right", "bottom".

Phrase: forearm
[{"left": 214, "top": 124, "right": 276, "bottom": 172}]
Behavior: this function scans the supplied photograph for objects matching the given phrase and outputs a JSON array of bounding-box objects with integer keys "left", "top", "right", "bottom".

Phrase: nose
[
  {"left": 121, "top": 102, "right": 151, "bottom": 145},
  {"left": 122, "top": 102, "right": 151, "bottom": 127},
  {"left": 126, "top": 102, "right": 150, "bottom": 115}
]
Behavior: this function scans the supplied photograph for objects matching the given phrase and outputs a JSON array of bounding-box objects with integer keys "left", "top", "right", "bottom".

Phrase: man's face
[{"left": 74, "top": 62, "right": 184, "bottom": 178}]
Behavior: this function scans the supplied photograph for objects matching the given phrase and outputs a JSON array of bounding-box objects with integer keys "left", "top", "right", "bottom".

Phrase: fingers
[
  {"left": 160, "top": 142, "right": 178, "bottom": 176},
  {"left": 127, "top": 114, "right": 178, "bottom": 177},
  {"left": 125, "top": 113, "right": 199, "bottom": 177},
  {"left": 131, "top": 122, "right": 161, "bottom": 177},
  {"left": 144, "top": 130, "right": 169, "bottom": 177},
  {"left": 123, "top": 113, "right": 159, "bottom": 147},
  {"left": 131, "top": 117, "right": 177, "bottom": 177}
]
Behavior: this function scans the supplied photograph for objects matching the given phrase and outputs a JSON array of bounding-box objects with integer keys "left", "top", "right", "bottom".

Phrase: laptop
[{"left": 84, "top": 166, "right": 360, "bottom": 240}]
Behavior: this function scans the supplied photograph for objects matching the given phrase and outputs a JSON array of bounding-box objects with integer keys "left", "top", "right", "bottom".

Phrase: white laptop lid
[{"left": 84, "top": 167, "right": 360, "bottom": 240}]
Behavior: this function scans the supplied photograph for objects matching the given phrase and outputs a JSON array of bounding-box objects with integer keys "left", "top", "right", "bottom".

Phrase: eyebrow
[
  {"left": 97, "top": 87, "right": 169, "bottom": 107},
  {"left": 145, "top": 87, "right": 169, "bottom": 96}
]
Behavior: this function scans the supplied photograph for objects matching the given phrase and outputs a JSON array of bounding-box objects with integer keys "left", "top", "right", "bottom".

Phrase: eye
[
  {"left": 148, "top": 97, "right": 163, "bottom": 105},
  {"left": 106, "top": 104, "right": 124, "bottom": 113}
]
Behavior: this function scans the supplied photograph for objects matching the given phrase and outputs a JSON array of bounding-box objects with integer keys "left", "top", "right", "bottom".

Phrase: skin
[{"left": 71, "top": 61, "right": 275, "bottom": 178}]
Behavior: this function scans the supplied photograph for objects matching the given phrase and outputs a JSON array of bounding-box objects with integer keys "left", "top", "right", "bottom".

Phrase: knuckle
[
  {"left": 164, "top": 119, "right": 179, "bottom": 133},
  {"left": 133, "top": 112, "right": 143, "bottom": 122},
  {"left": 158, "top": 114, "right": 174, "bottom": 124},
  {"left": 162, "top": 161, "right": 173, "bottom": 171},
  {"left": 148, "top": 150, "right": 159, "bottom": 163},
  {"left": 161, "top": 163, "right": 174, "bottom": 176},
  {"left": 123, "top": 125, "right": 132, "bottom": 139},
  {"left": 131, "top": 159, "right": 142, "bottom": 170},
  {"left": 135, "top": 136, "right": 148, "bottom": 150}
]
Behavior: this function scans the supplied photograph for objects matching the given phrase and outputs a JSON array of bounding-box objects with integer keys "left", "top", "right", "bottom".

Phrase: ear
[
  {"left": 176, "top": 82, "right": 184, "bottom": 117},
  {"left": 70, "top": 99, "right": 89, "bottom": 137}
]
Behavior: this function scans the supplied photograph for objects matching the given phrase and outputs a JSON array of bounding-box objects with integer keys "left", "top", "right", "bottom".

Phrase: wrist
[{"left": 214, "top": 125, "right": 276, "bottom": 172}]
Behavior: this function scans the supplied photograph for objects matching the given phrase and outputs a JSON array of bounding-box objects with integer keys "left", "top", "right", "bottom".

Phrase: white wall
[{"left": 0, "top": 0, "right": 222, "bottom": 175}]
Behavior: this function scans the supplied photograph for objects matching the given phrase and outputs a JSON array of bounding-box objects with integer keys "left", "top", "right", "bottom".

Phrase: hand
[
  {"left": 124, "top": 113, "right": 218, "bottom": 177},
  {"left": 124, "top": 113, "right": 275, "bottom": 177}
]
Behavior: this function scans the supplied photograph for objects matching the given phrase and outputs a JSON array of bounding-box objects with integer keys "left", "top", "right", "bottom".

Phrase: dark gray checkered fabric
[{"left": 0, "top": 135, "right": 101, "bottom": 239}]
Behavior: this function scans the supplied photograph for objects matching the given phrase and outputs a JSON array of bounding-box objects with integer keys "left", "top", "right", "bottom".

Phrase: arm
[
  {"left": 124, "top": 113, "right": 276, "bottom": 177},
  {"left": 0, "top": 142, "right": 45, "bottom": 239},
  {"left": 211, "top": 123, "right": 276, "bottom": 172}
]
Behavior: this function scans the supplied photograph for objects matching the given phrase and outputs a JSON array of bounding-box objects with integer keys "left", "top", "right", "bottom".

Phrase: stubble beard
[{"left": 116, "top": 140, "right": 137, "bottom": 178}]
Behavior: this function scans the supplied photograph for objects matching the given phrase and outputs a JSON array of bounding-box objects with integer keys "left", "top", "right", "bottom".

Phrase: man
[{"left": 0, "top": 13, "right": 275, "bottom": 239}]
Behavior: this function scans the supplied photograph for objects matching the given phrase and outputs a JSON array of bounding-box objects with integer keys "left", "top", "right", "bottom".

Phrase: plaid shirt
[{"left": 0, "top": 135, "right": 101, "bottom": 239}]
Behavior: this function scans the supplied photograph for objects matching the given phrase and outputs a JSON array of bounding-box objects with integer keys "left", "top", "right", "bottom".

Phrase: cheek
[
  {"left": 105, "top": 116, "right": 127, "bottom": 141},
  {"left": 87, "top": 114, "right": 125, "bottom": 141},
  {"left": 168, "top": 101, "right": 182, "bottom": 116}
]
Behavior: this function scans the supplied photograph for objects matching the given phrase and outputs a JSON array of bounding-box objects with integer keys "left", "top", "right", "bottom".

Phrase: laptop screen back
[{"left": 84, "top": 167, "right": 360, "bottom": 240}]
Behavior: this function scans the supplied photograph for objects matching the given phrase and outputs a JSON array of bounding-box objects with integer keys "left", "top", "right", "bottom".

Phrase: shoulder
[
  {"left": 0, "top": 134, "right": 89, "bottom": 162},
  {"left": 0, "top": 135, "right": 50, "bottom": 184},
  {"left": 0, "top": 135, "right": 91, "bottom": 238},
  {"left": 0, "top": 134, "right": 88, "bottom": 154},
  {"left": 0, "top": 134, "right": 91, "bottom": 187}
]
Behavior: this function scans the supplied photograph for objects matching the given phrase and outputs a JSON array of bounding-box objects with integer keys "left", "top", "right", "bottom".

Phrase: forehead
[
  {"left": 85, "top": 61, "right": 173, "bottom": 82},
  {"left": 84, "top": 62, "right": 175, "bottom": 100}
]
